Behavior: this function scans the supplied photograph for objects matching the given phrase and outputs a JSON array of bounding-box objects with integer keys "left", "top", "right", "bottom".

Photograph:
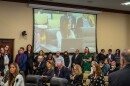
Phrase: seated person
[
  {"left": 90, "top": 61, "right": 97, "bottom": 75},
  {"left": 42, "top": 60, "right": 54, "bottom": 85},
  {"left": 69, "top": 64, "right": 83, "bottom": 86},
  {"left": 55, "top": 61, "right": 70, "bottom": 80},
  {"left": 106, "top": 49, "right": 115, "bottom": 63},
  {"left": 99, "top": 60, "right": 109, "bottom": 76},
  {"left": 33, "top": 56, "right": 46, "bottom": 75},
  {"left": 88, "top": 64, "right": 105, "bottom": 86},
  {"left": 3, "top": 63, "right": 24, "bottom": 86},
  {"left": 108, "top": 61, "right": 118, "bottom": 74},
  {"left": 50, "top": 61, "right": 70, "bottom": 86}
]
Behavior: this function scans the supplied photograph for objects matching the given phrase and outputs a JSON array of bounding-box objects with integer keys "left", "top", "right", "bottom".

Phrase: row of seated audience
[{"left": 0, "top": 44, "right": 121, "bottom": 86}]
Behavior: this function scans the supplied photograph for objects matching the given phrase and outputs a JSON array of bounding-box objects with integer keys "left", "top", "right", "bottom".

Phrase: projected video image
[{"left": 34, "top": 9, "right": 96, "bottom": 52}]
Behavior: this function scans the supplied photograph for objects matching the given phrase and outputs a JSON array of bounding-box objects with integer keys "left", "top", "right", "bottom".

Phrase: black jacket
[
  {"left": 63, "top": 56, "right": 70, "bottom": 67},
  {"left": 0, "top": 57, "right": 4, "bottom": 76},
  {"left": 71, "top": 54, "right": 82, "bottom": 66},
  {"left": 109, "top": 64, "right": 130, "bottom": 86},
  {"left": 56, "top": 66, "right": 70, "bottom": 80},
  {"left": 42, "top": 68, "right": 54, "bottom": 82},
  {"left": 34, "top": 60, "right": 46, "bottom": 75},
  {"left": 96, "top": 53, "right": 106, "bottom": 63},
  {"left": 24, "top": 51, "right": 34, "bottom": 64},
  {"left": 73, "top": 74, "right": 83, "bottom": 86}
]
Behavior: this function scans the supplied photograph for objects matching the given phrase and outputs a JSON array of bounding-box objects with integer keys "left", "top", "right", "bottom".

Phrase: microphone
[
  {"left": 16, "top": 78, "right": 19, "bottom": 83},
  {"left": 15, "top": 78, "right": 19, "bottom": 86}
]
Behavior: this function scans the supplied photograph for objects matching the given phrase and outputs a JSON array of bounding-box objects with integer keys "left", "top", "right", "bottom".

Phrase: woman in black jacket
[
  {"left": 42, "top": 60, "right": 54, "bottom": 85},
  {"left": 24, "top": 44, "right": 34, "bottom": 75},
  {"left": 70, "top": 64, "right": 83, "bottom": 86}
]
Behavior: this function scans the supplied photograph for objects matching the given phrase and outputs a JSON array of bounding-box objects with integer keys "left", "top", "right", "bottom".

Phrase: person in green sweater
[{"left": 82, "top": 47, "right": 92, "bottom": 73}]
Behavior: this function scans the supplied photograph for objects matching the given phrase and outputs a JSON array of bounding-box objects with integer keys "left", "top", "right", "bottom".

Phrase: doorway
[{"left": 0, "top": 39, "right": 14, "bottom": 61}]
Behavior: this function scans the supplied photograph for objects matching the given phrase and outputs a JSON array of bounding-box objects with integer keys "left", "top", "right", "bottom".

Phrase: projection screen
[{"left": 33, "top": 9, "right": 97, "bottom": 53}]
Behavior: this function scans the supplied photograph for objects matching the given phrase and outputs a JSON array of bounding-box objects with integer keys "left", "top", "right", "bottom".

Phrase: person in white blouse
[{"left": 3, "top": 63, "right": 24, "bottom": 86}]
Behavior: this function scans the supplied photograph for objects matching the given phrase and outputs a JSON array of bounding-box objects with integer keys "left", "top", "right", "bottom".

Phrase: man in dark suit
[
  {"left": 33, "top": 56, "right": 46, "bottom": 75},
  {"left": 106, "top": 49, "right": 115, "bottom": 62},
  {"left": 109, "top": 49, "right": 130, "bottom": 86},
  {"left": 51, "top": 61, "right": 70, "bottom": 86},
  {"left": 56, "top": 61, "right": 70, "bottom": 80},
  {"left": 71, "top": 49, "right": 82, "bottom": 67},
  {"left": 97, "top": 49, "right": 106, "bottom": 63}
]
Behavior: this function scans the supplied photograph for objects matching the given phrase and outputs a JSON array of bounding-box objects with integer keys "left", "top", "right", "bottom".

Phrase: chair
[
  {"left": 85, "top": 79, "right": 90, "bottom": 86},
  {"left": 25, "top": 75, "right": 42, "bottom": 86},
  {"left": 85, "top": 71, "right": 91, "bottom": 74},
  {"left": 50, "top": 77, "right": 68, "bottom": 86},
  {"left": 83, "top": 73, "right": 90, "bottom": 86},
  {"left": 104, "top": 76, "right": 108, "bottom": 86},
  {"left": 83, "top": 73, "right": 90, "bottom": 80}
]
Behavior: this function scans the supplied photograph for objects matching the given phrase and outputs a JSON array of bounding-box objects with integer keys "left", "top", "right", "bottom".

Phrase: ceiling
[{"left": 2, "top": 0, "right": 130, "bottom": 14}]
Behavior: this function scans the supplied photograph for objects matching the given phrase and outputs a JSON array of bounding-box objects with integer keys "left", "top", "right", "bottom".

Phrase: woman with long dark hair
[{"left": 24, "top": 44, "right": 34, "bottom": 75}]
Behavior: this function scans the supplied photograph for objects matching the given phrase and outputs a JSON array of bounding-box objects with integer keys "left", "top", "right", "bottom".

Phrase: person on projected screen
[
  {"left": 76, "top": 14, "right": 94, "bottom": 37},
  {"left": 67, "top": 20, "right": 76, "bottom": 38},
  {"left": 60, "top": 13, "right": 76, "bottom": 38},
  {"left": 57, "top": 19, "right": 75, "bottom": 50},
  {"left": 35, "top": 33, "right": 41, "bottom": 52}
]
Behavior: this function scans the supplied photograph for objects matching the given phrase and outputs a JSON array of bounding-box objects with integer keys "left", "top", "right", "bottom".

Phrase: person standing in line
[
  {"left": 71, "top": 49, "right": 82, "bottom": 68},
  {"left": 0, "top": 52, "right": 4, "bottom": 76},
  {"left": 63, "top": 51, "right": 71, "bottom": 69},
  {"left": 0, "top": 47, "right": 9, "bottom": 75},
  {"left": 82, "top": 47, "right": 92, "bottom": 73},
  {"left": 24, "top": 44, "right": 34, "bottom": 76},
  {"left": 4, "top": 45, "right": 12, "bottom": 65},
  {"left": 54, "top": 51, "right": 65, "bottom": 67},
  {"left": 15, "top": 47, "right": 27, "bottom": 72}
]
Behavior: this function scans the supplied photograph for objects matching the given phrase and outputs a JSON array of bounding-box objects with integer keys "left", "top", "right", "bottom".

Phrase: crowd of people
[{"left": 0, "top": 44, "right": 122, "bottom": 86}]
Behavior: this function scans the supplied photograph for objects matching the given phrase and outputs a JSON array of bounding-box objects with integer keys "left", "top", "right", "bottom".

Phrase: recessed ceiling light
[{"left": 121, "top": 1, "right": 130, "bottom": 6}]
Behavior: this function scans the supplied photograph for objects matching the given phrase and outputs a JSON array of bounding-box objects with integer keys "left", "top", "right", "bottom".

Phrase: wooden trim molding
[{"left": 2, "top": 0, "right": 130, "bottom": 14}]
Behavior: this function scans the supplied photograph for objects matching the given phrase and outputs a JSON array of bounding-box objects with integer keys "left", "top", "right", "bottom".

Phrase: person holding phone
[{"left": 69, "top": 64, "right": 83, "bottom": 86}]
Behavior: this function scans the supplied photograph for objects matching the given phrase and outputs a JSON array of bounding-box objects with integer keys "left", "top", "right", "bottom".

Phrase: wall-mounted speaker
[{"left": 22, "top": 31, "right": 27, "bottom": 36}]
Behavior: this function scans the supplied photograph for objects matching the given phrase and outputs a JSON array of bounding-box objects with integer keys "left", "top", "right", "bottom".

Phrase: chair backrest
[
  {"left": 104, "top": 76, "right": 108, "bottom": 82},
  {"left": 25, "top": 75, "right": 42, "bottom": 86},
  {"left": 85, "top": 71, "right": 91, "bottom": 74},
  {"left": 83, "top": 73, "right": 90, "bottom": 80},
  {"left": 86, "top": 79, "right": 90, "bottom": 86},
  {"left": 104, "top": 76, "right": 108, "bottom": 86},
  {"left": 20, "top": 71, "right": 25, "bottom": 81}
]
